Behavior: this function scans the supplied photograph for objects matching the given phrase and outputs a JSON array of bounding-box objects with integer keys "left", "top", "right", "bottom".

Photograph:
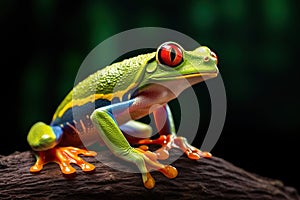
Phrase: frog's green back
[{"left": 52, "top": 52, "right": 156, "bottom": 121}]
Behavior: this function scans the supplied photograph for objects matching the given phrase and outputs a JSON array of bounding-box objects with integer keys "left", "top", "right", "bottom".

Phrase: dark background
[{"left": 1, "top": 0, "right": 299, "bottom": 193}]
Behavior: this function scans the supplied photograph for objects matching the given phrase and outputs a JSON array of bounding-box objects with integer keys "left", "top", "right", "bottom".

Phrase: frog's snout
[
  {"left": 210, "top": 51, "right": 218, "bottom": 65},
  {"left": 194, "top": 46, "right": 218, "bottom": 65}
]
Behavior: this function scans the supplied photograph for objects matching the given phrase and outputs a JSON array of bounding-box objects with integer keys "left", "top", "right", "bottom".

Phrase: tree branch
[{"left": 0, "top": 150, "right": 299, "bottom": 200}]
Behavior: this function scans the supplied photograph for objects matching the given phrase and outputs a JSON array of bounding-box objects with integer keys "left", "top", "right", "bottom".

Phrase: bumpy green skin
[
  {"left": 27, "top": 42, "right": 218, "bottom": 189},
  {"left": 53, "top": 52, "right": 156, "bottom": 119},
  {"left": 74, "top": 52, "right": 155, "bottom": 96}
]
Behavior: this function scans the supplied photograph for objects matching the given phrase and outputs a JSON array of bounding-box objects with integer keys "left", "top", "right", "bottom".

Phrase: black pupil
[{"left": 170, "top": 47, "right": 176, "bottom": 61}]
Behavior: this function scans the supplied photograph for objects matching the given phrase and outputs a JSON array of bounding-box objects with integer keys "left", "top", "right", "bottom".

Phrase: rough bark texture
[{"left": 0, "top": 149, "right": 299, "bottom": 200}]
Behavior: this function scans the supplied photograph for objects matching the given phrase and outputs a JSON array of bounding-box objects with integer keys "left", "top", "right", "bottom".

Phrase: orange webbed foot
[
  {"left": 30, "top": 146, "right": 97, "bottom": 174},
  {"left": 133, "top": 147, "right": 178, "bottom": 189},
  {"left": 138, "top": 135, "right": 212, "bottom": 160}
]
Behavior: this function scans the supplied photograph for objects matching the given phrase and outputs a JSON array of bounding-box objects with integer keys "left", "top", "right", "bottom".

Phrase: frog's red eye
[{"left": 157, "top": 42, "right": 183, "bottom": 67}]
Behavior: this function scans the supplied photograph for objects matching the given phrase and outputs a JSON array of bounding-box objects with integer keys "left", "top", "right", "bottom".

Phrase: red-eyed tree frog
[{"left": 27, "top": 42, "right": 219, "bottom": 189}]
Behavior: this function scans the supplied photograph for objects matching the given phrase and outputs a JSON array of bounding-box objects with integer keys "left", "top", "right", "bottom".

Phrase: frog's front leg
[
  {"left": 90, "top": 99, "right": 178, "bottom": 189},
  {"left": 28, "top": 122, "right": 97, "bottom": 174},
  {"left": 138, "top": 104, "right": 212, "bottom": 160}
]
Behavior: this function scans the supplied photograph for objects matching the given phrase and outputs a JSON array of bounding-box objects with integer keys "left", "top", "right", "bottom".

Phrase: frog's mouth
[
  {"left": 151, "top": 71, "right": 218, "bottom": 81},
  {"left": 179, "top": 72, "right": 218, "bottom": 79}
]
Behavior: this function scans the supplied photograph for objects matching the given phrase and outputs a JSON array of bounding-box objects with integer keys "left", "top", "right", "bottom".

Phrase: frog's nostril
[{"left": 210, "top": 51, "right": 218, "bottom": 64}]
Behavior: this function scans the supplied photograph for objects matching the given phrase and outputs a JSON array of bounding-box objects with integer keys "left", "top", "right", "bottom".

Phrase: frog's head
[
  {"left": 27, "top": 122, "right": 63, "bottom": 151},
  {"left": 142, "top": 41, "right": 218, "bottom": 84}
]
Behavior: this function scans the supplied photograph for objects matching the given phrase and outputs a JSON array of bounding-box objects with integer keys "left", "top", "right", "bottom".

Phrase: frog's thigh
[{"left": 120, "top": 120, "right": 152, "bottom": 139}]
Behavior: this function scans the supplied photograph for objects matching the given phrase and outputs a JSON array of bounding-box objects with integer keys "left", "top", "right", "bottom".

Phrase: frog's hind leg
[{"left": 28, "top": 122, "right": 97, "bottom": 174}]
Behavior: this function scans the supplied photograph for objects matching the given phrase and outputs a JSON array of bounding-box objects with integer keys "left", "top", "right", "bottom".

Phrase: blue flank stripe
[
  {"left": 50, "top": 98, "right": 135, "bottom": 127},
  {"left": 51, "top": 99, "right": 111, "bottom": 126},
  {"left": 106, "top": 99, "right": 135, "bottom": 114},
  {"left": 51, "top": 125, "right": 63, "bottom": 142}
]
